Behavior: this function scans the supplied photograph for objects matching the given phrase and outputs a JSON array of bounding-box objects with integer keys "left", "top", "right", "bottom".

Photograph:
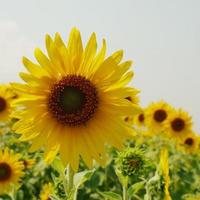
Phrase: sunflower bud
[{"left": 116, "top": 147, "right": 145, "bottom": 176}]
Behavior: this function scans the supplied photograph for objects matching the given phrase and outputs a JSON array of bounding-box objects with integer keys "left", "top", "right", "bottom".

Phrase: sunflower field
[{"left": 0, "top": 28, "right": 200, "bottom": 200}]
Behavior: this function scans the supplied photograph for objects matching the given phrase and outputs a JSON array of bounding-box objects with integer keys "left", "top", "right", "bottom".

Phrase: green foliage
[{"left": 1, "top": 130, "right": 200, "bottom": 200}]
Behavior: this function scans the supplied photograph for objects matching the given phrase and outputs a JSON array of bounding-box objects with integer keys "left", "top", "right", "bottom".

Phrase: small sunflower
[
  {"left": 124, "top": 93, "right": 140, "bottom": 124},
  {"left": 159, "top": 149, "right": 171, "bottom": 200},
  {"left": 39, "top": 182, "right": 54, "bottom": 200},
  {"left": 145, "top": 101, "right": 173, "bottom": 135},
  {"left": 164, "top": 109, "right": 192, "bottom": 141},
  {"left": 178, "top": 132, "right": 199, "bottom": 154},
  {"left": 133, "top": 110, "right": 146, "bottom": 128},
  {"left": 0, "top": 149, "right": 24, "bottom": 195},
  {"left": 22, "top": 157, "right": 36, "bottom": 170},
  {"left": 12, "top": 28, "right": 141, "bottom": 171},
  {"left": 0, "top": 84, "right": 15, "bottom": 122}
]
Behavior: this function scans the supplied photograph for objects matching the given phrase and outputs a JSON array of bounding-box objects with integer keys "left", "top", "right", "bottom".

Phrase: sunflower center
[
  {"left": 0, "top": 162, "right": 12, "bottom": 181},
  {"left": 184, "top": 138, "right": 194, "bottom": 146},
  {"left": 125, "top": 96, "right": 132, "bottom": 102},
  {"left": 48, "top": 75, "right": 98, "bottom": 126},
  {"left": 0, "top": 97, "right": 6, "bottom": 112},
  {"left": 138, "top": 114, "right": 144, "bottom": 122},
  {"left": 171, "top": 118, "right": 185, "bottom": 132},
  {"left": 153, "top": 109, "right": 167, "bottom": 122}
]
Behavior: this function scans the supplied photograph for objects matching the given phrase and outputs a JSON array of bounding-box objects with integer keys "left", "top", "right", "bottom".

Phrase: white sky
[{"left": 0, "top": 0, "right": 200, "bottom": 131}]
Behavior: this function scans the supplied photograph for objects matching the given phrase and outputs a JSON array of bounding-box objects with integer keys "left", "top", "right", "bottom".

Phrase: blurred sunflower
[
  {"left": 133, "top": 110, "right": 146, "bottom": 128},
  {"left": 39, "top": 182, "right": 54, "bottom": 200},
  {"left": 0, "top": 84, "right": 15, "bottom": 122},
  {"left": 124, "top": 93, "right": 140, "bottom": 124},
  {"left": 22, "top": 157, "right": 36, "bottom": 170},
  {"left": 159, "top": 149, "right": 171, "bottom": 200},
  {"left": 178, "top": 132, "right": 199, "bottom": 154},
  {"left": 12, "top": 28, "right": 141, "bottom": 171},
  {"left": 0, "top": 149, "right": 24, "bottom": 195},
  {"left": 145, "top": 101, "right": 173, "bottom": 135},
  {"left": 164, "top": 109, "right": 192, "bottom": 141}
]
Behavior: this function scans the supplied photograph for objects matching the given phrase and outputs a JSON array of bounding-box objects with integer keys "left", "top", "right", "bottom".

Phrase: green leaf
[
  {"left": 51, "top": 157, "right": 65, "bottom": 174},
  {"left": 74, "top": 169, "right": 94, "bottom": 190},
  {"left": 49, "top": 194, "right": 61, "bottom": 200},
  {"left": 127, "top": 181, "right": 145, "bottom": 196},
  {"left": 115, "top": 168, "right": 128, "bottom": 187},
  {"left": 67, "top": 188, "right": 76, "bottom": 200},
  {"left": 99, "top": 191, "right": 122, "bottom": 200}
]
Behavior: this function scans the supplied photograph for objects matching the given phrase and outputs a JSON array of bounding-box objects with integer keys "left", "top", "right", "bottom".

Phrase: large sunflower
[
  {"left": 145, "top": 101, "right": 173, "bottom": 135},
  {"left": 12, "top": 28, "right": 140, "bottom": 171},
  {"left": 178, "top": 132, "right": 199, "bottom": 154},
  {"left": 164, "top": 109, "right": 192, "bottom": 141},
  {"left": 0, "top": 149, "right": 24, "bottom": 195},
  {"left": 0, "top": 84, "right": 15, "bottom": 122}
]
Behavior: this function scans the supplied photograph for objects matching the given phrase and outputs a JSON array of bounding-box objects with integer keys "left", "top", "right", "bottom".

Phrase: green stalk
[
  {"left": 66, "top": 165, "right": 75, "bottom": 198},
  {"left": 123, "top": 185, "right": 128, "bottom": 200}
]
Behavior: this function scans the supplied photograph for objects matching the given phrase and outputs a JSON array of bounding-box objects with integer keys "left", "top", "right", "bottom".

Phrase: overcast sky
[{"left": 0, "top": 0, "right": 200, "bottom": 131}]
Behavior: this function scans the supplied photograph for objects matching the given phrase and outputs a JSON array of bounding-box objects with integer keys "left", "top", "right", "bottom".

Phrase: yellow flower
[
  {"left": 178, "top": 132, "right": 199, "bottom": 154},
  {"left": 133, "top": 110, "right": 146, "bottom": 128},
  {"left": 159, "top": 149, "right": 171, "bottom": 200},
  {"left": 39, "top": 182, "right": 54, "bottom": 200},
  {"left": 164, "top": 109, "right": 192, "bottom": 141},
  {"left": 0, "top": 84, "right": 15, "bottom": 122},
  {"left": 12, "top": 28, "right": 141, "bottom": 171},
  {"left": 22, "top": 157, "right": 36, "bottom": 169},
  {"left": 124, "top": 94, "right": 140, "bottom": 124},
  {"left": 0, "top": 149, "right": 24, "bottom": 195},
  {"left": 5, "top": 84, "right": 20, "bottom": 99},
  {"left": 145, "top": 101, "right": 173, "bottom": 135}
]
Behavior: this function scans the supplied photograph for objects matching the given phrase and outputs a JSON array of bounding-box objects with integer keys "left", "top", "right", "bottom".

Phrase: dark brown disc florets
[
  {"left": 0, "top": 97, "right": 6, "bottom": 112},
  {"left": 171, "top": 118, "right": 185, "bottom": 132},
  {"left": 184, "top": 138, "right": 194, "bottom": 146},
  {"left": 48, "top": 75, "right": 98, "bottom": 126},
  {"left": 138, "top": 114, "right": 144, "bottom": 122},
  {"left": 153, "top": 109, "right": 167, "bottom": 123},
  {"left": 0, "top": 162, "right": 12, "bottom": 181}
]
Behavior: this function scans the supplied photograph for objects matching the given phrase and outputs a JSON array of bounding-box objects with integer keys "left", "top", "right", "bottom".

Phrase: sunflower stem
[
  {"left": 66, "top": 165, "right": 75, "bottom": 197},
  {"left": 123, "top": 185, "right": 128, "bottom": 200}
]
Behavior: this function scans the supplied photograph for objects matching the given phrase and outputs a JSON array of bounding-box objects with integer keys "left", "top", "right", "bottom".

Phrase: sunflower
[
  {"left": 0, "top": 84, "right": 15, "bottom": 122},
  {"left": 22, "top": 157, "right": 36, "bottom": 170},
  {"left": 0, "top": 148, "right": 24, "bottom": 195},
  {"left": 164, "top": 109, "right": 192, "bottom": 141},
  {"left": 124, "top": 93, "right": 140, "bottom": 124},
  {"left": 39, "top": 182, "right": 54, "bottom": 200},
  {"left": 159, "top": 149, "right": 171, "bottom": 200},
  {"left": 12, "top": 28, "right": 141, "bottom": 171},
  {"left": 145, "top": 101, "right": 173, "bottom": 135},
  {"left": 178, "top": 132, "right": 199, "bottom": 154},
  {"left": 133, "top": 110, "right": 146, "bottom": 128}
]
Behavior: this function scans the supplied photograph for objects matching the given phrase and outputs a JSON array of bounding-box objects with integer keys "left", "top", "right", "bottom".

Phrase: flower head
[
  {"left": 116, "top": 147, "right": 145, "bottom": 176},
  {"left": 22, "top": 157, "right": 36, "bottom": 170},
  {"left": 164, "top": 109, "right": 192, "bottom": 141},
  {"left": 145, "top": 101, "right": 173, "bottom": 135},
  {"left": 0, "top": 148, "right": 24, "bottom": 195},
  {"left": 12, "top": 28, "right": 141, "bottom": 171},
  {"left": 133, "top": 110, "right": 146, "bottom": 128},
  {"left": 0, "top": 84, "right": 16, "bottom": 122},
  {"left": 39, "top": 182, "right": 54, "bottom": 200},
  {"left": 178, "top": 132, "right": 199, "bottom": 154}
]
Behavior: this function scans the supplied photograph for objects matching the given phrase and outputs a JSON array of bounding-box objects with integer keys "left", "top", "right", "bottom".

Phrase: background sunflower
[{"left": 0, "top": 148, "right": 24, "bottom": 195}]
